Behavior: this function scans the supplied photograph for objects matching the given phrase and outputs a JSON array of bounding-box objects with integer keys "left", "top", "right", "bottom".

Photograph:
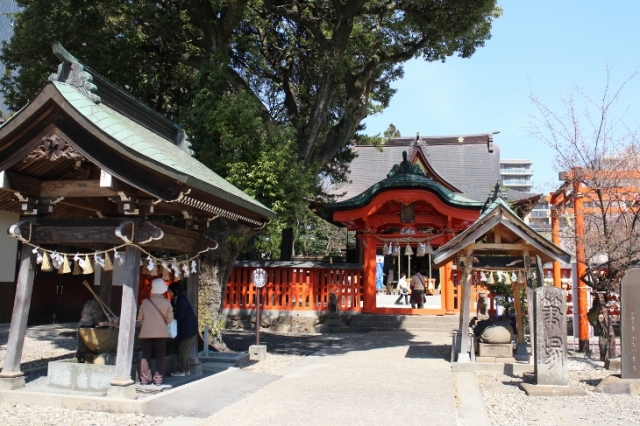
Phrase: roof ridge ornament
[
  {"left": 48, "top": 42, "right": 101, "bottom": 104},
  {"left": 387, "top": 151, "right": 426, "bottom": 178},
  {"left": 481, "top": 181, "right": 509, "bottom": 213}
]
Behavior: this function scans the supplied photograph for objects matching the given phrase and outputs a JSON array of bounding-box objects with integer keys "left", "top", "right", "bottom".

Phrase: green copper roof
[
  {"left": 326, "top": 171, "right": 485, "bottom": 210},
  {"left": 53, "top": 81, "right": 275, "bottom": 219}
]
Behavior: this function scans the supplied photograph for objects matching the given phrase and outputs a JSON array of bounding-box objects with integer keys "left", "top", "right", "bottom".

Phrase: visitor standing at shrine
[
  {"left": 410, "top": 271, "right": 426, "bottom": 308},
  {"left": 138, "top": 278, "right": 174, "bottom": 385},
  {"left": 394, "top": 273, "right": 409, "bottom": 305},
  {"left": 168, "top": 282, "right": 198, "bottom": 376}
]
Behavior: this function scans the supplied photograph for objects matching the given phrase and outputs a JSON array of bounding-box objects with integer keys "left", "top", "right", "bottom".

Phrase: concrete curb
[
  {"left": 454, "top": 372, "right": 492, "bottom": 426},
  {"left": 0, "top": 367, "right": 240, "bottom": 415},
  {"left": 451, "top": 362, "right": 533, "bottom": 375}
]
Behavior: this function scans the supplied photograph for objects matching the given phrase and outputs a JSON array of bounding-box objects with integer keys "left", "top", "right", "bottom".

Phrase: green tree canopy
[{"left": 2, "top": 0, "right": 500, "bottom": 347}]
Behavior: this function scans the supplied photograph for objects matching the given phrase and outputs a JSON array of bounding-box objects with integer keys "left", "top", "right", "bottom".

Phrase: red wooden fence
[{"left": 224, "top": 266, "right": 364, "bottom": 312}]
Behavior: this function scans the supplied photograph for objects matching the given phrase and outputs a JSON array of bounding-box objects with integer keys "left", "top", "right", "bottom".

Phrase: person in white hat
[{"left": 137, "top": 278, "right": 174, "bottom": 385}]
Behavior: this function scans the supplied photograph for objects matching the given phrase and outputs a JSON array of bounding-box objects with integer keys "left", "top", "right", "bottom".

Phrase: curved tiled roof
[
  {"left": 51, "top": 81, "right": 275, "bottom": 219},
  {"left": 326, "top": 171, "right": 484, "bottom": 210}
]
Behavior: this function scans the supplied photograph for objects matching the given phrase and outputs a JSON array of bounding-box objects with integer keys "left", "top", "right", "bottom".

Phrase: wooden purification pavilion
[
  {"left": 432, "top": 196, "right": 571, "bottom": 362},
  {"left": 0, "top": 43, "right": 275, "bottom": 397}
]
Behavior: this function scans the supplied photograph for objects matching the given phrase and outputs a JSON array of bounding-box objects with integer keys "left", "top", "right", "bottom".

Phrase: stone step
[
  {"left": 349, "top": 314, "right": 459, "bottom": 324},
  {"left": 350, "top": 326, "right": 457, "bottom": 333},
  {"left": 348, "top": 320, "right": 458, "bottom": 329},
  {"left": 347, "top": 314, "right": 460, "bottom": 333}
]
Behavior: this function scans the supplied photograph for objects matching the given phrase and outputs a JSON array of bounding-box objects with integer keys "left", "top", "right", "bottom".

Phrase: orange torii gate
[{"left": 550, "top": 166, "right": 640, "bottom": 352}]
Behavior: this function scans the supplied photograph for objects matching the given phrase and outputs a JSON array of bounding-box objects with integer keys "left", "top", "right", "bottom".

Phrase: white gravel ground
[
  {"left": 0, "top": 333, "right": 76, "bottom": 369},
  {"left": 478, "top": 356, "right": 640, "bottom": 426},
  {"left": 241, "top": 352, "right": 305, "bottom": 375}
]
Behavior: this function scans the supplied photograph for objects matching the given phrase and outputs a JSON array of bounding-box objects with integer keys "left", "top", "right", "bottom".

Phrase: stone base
[
  {"left": 0, "top": 375, "right": 26, "bottom": 390},
  {"left": 316, "top": 324, "right": 350, "bottom": 333},
  {"left": 48, "top": 359, "right": 116, "bottom": 392},
  {"left": 199, "top": 351, "right": 249, "bottom": 367},
  {"left": 325, "top": 312, "right": 341, "bottom": 327},
  {"left": 478, "top": 342, "right": 513, "bottom": 358},
  {"left": 249, "top": 345, "right": 267, "bottom": 361},
  {"left": 604, "top": 357, "right": 621, "bottom": 371},
  {"left": 515, "top": 343, "right": 529, "bottom": 356},
  {"left": 106, "top": 383, "right": 137, "bottom": 399},
  {"left": 189, "top": 359, "right": 203, "bottom": 375},
  {"left": 594, "top": 375, "right": 640, "bottom": 394},
  {"left": 519, "top": 383, "right": 586, "bottom": 396}
]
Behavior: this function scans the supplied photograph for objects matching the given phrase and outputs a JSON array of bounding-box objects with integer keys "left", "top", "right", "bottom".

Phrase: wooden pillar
[
  {"left": 0, "top": 244, "right": 35, "bottom": 390},
  {"left": 186, "top": 259, "right": 201, "bottom": 373},
  {"left": 551, "top": 205, "right": 562, "bottom": 288},
  {"left": 362, "top": 234, "right": 376, "bottom": 313},
  {"left": 97, "top": 264, "right": 113, "bottom": 309},
  {"left": 572, "top": 181, "right": 590, "bottom": 352},
  {"left": 444, "top": 262, "right": 455, "bottom": 314},
  {"left": 107, "top": 245, "right": 140, "bottom": 398},
  {"left": 456, "top": 254, "right": 473, "bottom": 362},
  {"left": 512, "top": 279, "right": 526, "bottom": 355}
]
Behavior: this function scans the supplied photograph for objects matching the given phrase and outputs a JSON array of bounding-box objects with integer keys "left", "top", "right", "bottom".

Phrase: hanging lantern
[
  {"left": 103, "top": 252, "right": 114, "bottom": 271},
  {"left": 487, "top": 272, "right": 495, "bottom": 285},
  {"left": 416, "top": 242, "right": 426, "bottom": 257},
  {"left": 405, "top": 243, "right": 414, "bottom": 256},
  {"left": 41, "top": 252, "right": 53, "bottom": 272},
  {"left": 382, "top": 242, "right": 389, "bottom": 255}
]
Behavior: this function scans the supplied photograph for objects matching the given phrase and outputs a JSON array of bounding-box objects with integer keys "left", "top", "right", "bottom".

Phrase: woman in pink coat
[{"left": 138, "top": 278, "right": 174, "bottom": 385}]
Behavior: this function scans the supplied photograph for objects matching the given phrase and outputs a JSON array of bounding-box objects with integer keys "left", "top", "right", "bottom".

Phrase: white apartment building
[{"left": 500, "top": 159, "right": 533, "bottom": 192}]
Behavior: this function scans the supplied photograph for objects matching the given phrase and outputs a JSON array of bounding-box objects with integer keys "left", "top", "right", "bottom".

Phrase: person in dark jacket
[
  {"left": 409, "top": 271, "right": 427, "bottom": 309},
  {"left": 168, "top": 282, "right": 198, "bottom": 376}
]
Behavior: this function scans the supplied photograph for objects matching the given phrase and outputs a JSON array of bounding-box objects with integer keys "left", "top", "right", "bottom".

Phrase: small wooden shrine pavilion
[
  {"left": 432, "top": 196, "right": 572, "bottom": 362},
  {"left": 0, "top": 43, "right": 275, "bottom": 396}
]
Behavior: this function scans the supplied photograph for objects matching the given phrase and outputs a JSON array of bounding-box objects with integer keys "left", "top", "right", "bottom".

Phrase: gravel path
[
  {"left": 0, "top": 403, "right": 167, "bottom": 426},
  {"left": 478, "top": 356, "right": 640, "bottom": 426}
]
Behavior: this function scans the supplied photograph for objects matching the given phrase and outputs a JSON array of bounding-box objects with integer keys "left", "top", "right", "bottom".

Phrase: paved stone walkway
[{"left": 162, "top": 330, "right": 490, "bottom": 426}]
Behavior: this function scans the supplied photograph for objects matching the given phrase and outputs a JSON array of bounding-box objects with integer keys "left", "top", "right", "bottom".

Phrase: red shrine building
[{"left": 321, "top": 134, "right": 536, "bottom": 315}]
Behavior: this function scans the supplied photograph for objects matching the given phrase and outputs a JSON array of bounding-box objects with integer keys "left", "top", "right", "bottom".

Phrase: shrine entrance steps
[{"left": 349, "top": 314, "right": 459, "bottom": 333}]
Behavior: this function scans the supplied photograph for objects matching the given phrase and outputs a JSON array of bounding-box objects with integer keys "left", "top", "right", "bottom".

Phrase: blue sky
[{"left": 363, "top": 1, "right": 640, "bottom": 193}]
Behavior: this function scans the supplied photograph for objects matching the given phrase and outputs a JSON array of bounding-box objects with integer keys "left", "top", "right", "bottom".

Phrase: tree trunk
[
  {"left": 198, "top": 218, "right": 257, "bottom": 352},
  {"left": 590, "top": 293, "right": 616, "bottom": 361}
]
